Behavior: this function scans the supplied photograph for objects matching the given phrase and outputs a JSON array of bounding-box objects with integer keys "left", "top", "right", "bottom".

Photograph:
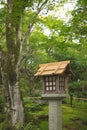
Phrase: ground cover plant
[
  {"left": 62, "top": 104, "right": 87, "bottom": 130},
  {"left": 22, "top": 98, "right": 87, "bottom": 130},
  {"left": 0, "top": 97, "right": 87, "bottom": 130}
]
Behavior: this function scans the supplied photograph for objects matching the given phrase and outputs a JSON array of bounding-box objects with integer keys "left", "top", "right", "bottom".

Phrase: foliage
[
  {"left": 22, "top": 122, "right": 40, "bottom": 130},
  {"left": 68, "top": 0, "right": 87, "bottom": 63},
  {"left": 70, "top": 0, "right": 87, "bottom": 41}
]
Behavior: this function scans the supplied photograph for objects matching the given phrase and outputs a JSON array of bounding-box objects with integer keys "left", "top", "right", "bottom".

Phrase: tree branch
[
  {"left": 22, "top": 0, "right": 48, "bottom": 45},
  {"left": 16, "top": 49, "right": 29, "bottom": 72},
  {"left": 17, "top": 0, "right": 49, "bottom": 69}
]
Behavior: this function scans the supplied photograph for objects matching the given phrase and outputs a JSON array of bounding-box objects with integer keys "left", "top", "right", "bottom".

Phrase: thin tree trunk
[{"left": 70, "top": 94, "right": 73, "bottom": 107}]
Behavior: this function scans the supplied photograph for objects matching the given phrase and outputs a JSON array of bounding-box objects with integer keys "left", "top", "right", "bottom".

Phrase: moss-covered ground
[
  {"left": 0, "top": 98, "right": 87, "bottom": 130},
  {"left": 39, "top": 104, "right": 87, "bottom": 130},
  {"left": 24, "top": 98, "right": 87, "bottom": 130}
]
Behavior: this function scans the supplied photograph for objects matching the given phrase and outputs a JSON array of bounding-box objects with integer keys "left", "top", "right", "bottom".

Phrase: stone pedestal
[{"left": 49, "top": 100, "right": 62, "bottom": 130}]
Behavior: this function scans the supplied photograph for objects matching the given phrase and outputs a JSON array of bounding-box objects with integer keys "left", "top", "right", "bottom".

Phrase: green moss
[
  {"left": 62, "top": 104, "right": 87, "bottom": 130},
  {"left": 23, "top": 99, "right": 87, "bottom": 130},
  {"left": 39, "top": 121, "right": 48, "bottom": 130}
]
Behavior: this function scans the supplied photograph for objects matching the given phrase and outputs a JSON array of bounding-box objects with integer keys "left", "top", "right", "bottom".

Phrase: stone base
[{"left": 42, "top": 93, "right": 66, "bottom": 100}]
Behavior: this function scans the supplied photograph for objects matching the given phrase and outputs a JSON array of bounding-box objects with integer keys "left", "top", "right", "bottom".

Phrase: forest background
[{"left": 0, "top": 0, "right": 87, "bottom": 129}]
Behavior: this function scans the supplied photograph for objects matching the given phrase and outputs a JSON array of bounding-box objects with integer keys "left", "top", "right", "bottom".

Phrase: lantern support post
[{"left": 49, "top": 99, "right": 62, "bottom": 130}]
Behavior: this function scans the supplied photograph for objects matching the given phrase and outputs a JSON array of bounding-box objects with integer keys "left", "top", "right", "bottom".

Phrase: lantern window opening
[
  {"left": 44, "top": 76, "right": 56, "bottom": 91},
  {"left": 46, "top": 87, "right": 49, "bottom": 91},
  {"left": 59, "top": 76, "right": 65, "bottom": 92}
]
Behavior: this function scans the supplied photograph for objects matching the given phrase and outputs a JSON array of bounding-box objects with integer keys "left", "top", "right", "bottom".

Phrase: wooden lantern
[{"left": 35, "top": 60, "right": 73, "bottom": 99}]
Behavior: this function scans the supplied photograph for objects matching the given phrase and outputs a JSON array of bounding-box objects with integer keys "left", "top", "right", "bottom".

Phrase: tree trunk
[
  {"left": 70, "top": 94, "right": 73, "bottom": 107},
  {"left": 1, "top": 53, "right": 24, "bottom": 127},
  {"left": 8, "top": 80, "right": 24, "bottom": 126},
  {"left": 0, "top": 0, "right": 25, "bottom": 127}
]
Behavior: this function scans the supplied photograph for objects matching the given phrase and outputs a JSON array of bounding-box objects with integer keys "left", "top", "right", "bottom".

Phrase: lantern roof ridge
[{"left": 35, "top": 60, "right": 73, "bottom": 76}]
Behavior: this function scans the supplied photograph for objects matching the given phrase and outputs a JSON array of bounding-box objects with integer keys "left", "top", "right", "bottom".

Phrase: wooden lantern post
[{"left": 35, "top": 60, "right": 73, "bottom": 130}]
